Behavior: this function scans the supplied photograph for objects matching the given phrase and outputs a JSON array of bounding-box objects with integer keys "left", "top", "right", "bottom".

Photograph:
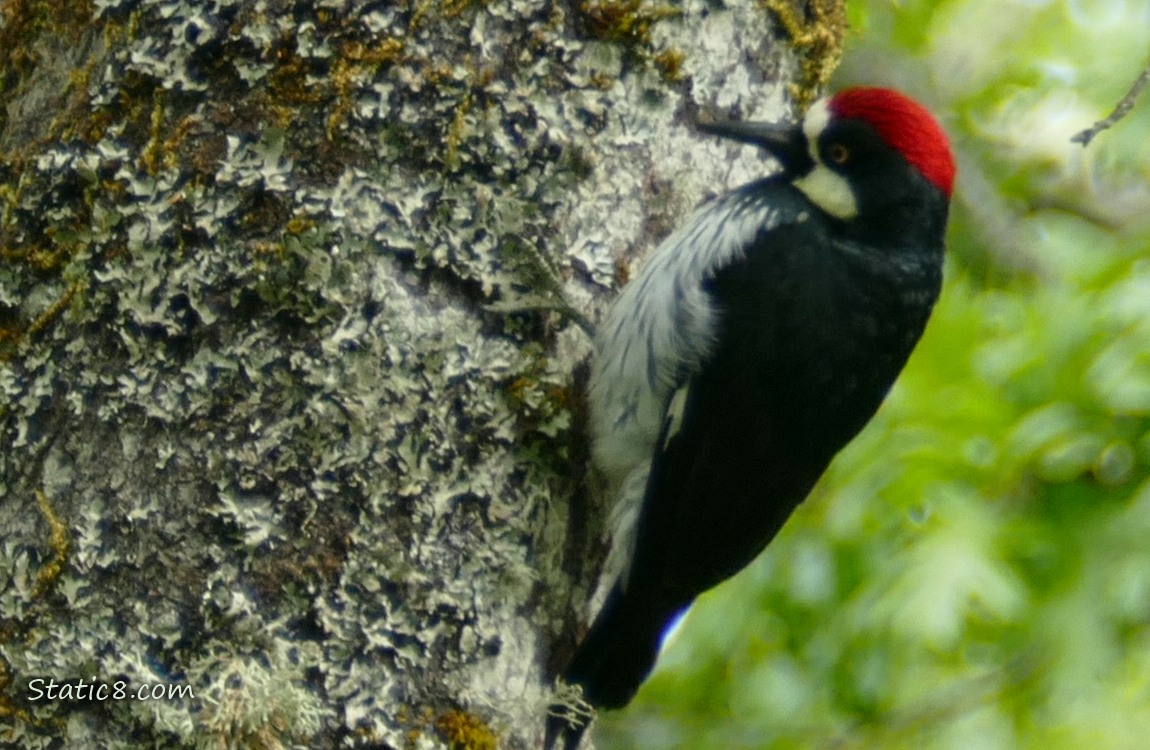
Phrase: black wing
[{"left": 636, "top": 214, "right": 938, "bottom": 600}]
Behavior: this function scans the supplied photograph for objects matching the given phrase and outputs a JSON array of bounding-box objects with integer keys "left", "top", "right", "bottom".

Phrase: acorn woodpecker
[{"left": 545, "top": 87, "right": 955, "bottom": 749}]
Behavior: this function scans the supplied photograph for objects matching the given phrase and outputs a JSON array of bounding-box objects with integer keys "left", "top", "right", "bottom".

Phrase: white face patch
[
  {"left": 802, "top": 98, "right": 832, "bottom": 153},
  {"left": 793, "top": 98, "right": 859, "bottom": 221},
  {"left": 794, "top": 165, "right": 858, "bottom": 220}
]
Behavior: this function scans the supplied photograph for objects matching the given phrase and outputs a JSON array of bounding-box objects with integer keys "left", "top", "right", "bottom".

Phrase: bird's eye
[{"left": 826, "top": 143, "right": 851, "bottom": 165}]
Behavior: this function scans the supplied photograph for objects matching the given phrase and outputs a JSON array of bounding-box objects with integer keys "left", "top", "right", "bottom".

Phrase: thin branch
[{"left": 1072, "top": 59, "right": 1150, "bottom": 146}]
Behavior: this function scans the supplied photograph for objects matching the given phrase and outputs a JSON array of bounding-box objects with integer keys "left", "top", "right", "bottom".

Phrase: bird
[{"left": 544, "top": 86, "right": 956, "bottom": 750}]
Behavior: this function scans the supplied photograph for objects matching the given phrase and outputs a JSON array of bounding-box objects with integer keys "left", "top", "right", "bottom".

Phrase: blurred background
[{"left": 597, "top": 0, "right": 1150, "bottom": 747}]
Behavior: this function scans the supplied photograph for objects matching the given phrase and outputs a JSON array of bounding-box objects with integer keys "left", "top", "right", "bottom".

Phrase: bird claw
[{"left": 543, "top": 681, "right": 595, "bottom": 750}]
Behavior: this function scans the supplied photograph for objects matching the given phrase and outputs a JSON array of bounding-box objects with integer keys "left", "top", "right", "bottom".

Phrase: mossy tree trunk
[{"left": 0, "top": 1, "right": 837, "bottom": 747}]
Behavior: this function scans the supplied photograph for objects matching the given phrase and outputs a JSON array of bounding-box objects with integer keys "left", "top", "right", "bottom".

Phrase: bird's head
[{"left": 699, "top": 87, "right": 956, "bottom": 224}]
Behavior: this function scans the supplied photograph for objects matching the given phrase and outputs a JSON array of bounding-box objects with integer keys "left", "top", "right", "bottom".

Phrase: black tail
[{"left": 544, "top": 585, "right": 686, "bottom": 750}]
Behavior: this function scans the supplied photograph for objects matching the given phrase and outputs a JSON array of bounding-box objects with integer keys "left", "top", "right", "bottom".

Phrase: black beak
[{"left": 696, "top": 119, "right": 813, "bottom": 176}]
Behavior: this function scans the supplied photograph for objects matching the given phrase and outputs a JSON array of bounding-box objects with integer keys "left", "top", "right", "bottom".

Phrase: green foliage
[{"left": 598, "top": 0, "right": 1150, "bottom": 746}]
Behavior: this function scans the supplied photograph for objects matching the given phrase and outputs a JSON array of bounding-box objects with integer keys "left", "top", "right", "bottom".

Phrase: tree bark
[{"left": 0, "top": 1, "right": 837, "bottom": 747}]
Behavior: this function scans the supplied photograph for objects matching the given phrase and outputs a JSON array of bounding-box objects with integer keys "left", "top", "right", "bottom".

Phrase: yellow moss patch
[
  {"left": 761, "top": 0, "right": 846, "bottom": 109},
  {"left": 32, "top": 489, "right": 71, "bottom": 600},
  {"left": 326, "top": 37, "right": 406, "bottom": 137},
  {"left": 653, "top": 48, "right": 686, "bottom": 83},
  {"left": 25, "top": 282, "right": 81, "bottom": 340},
  {"left": 141, "top": 90, "right": 167, "bottom": 175},
  {"left": 578, "top": 0, "right": 681, "bottom": 47},
  {"left": 435, "top": 709, "right": 498, "bottom": 750}
]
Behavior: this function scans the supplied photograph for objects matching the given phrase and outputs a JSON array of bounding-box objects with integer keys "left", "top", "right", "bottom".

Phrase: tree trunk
[{"left": 0, "top": 1, "right": 838, "bottom": 747}]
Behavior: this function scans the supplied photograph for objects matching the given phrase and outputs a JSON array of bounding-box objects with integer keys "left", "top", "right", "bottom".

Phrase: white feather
[
  {"left": 801, "top": 99, "right": 832, "bottom": 152},
  {"left": 794, "top": 165, "right": 857, "bottom": 220},
  {"left": 662, "top": 384, "right": 690, "bottom": 450}
]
